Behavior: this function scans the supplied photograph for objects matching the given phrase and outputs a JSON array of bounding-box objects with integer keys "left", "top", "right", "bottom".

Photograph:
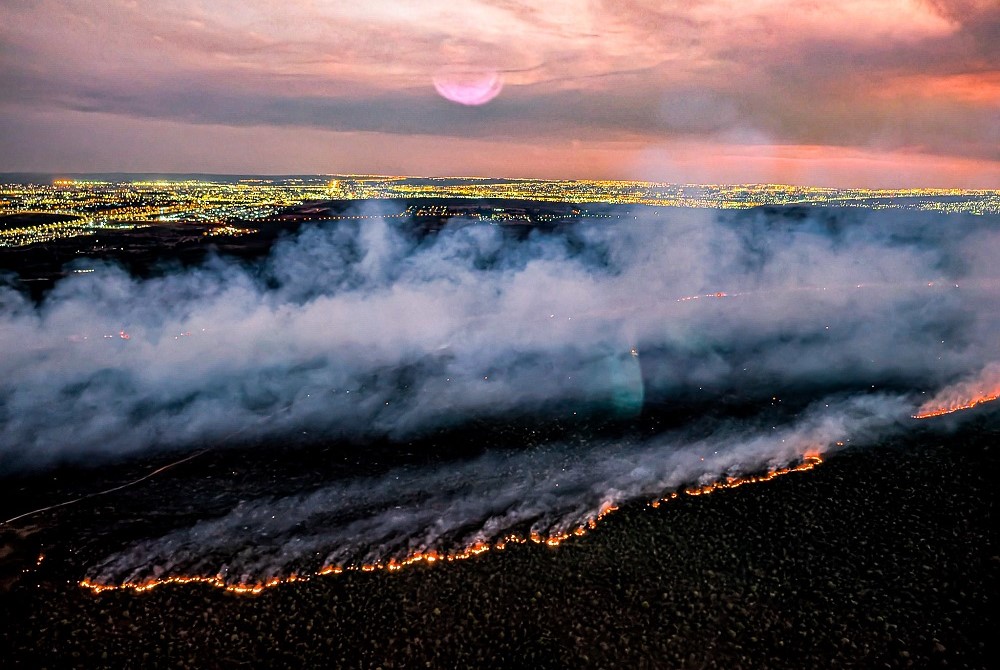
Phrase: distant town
[{"left": 1, "top": 174, "right": 997, "bottom": 248}]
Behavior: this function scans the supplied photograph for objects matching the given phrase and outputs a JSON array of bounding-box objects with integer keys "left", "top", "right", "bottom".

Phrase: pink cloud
[{"left": 0, "top": 0, "right": 996, "bottom": 183}]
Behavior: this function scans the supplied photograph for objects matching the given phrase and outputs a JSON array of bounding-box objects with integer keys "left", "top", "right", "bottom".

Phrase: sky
[{"left": 0, "top": 0, "right": 997, "bottom": 186}]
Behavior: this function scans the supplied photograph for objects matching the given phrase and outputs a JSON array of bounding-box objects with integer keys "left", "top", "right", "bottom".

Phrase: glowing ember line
[
  {"left": 5, "top": 399, "right": 302, "bottom": 527},
  {"left": 676, "top": 291, "right": 732, "bottom": 302},
  {"left": 79, "top": 454, "right": 823, "bottom": 596},
  {"left": 2, "top": 449, "right": 210, "bottom": 527},
  {"left": 913, "top": 392, "right": 999, "bottom": 419},
  {"left": 654, "top": 454, "right": 822, "bottom": 503},
  {"left": 912, "top": 364, "right": 1000, "bottom": 419}
]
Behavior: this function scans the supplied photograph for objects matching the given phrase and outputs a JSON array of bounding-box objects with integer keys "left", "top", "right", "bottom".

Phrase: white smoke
[
  {"left": 2, "top": 204, "right": 998, "bottom": 586},
  {"left": 914, "top": 361, "right": 1000, "bottom": 418},
  {"left": 2, "top": 206, "right": 995, "bottom": 468}
]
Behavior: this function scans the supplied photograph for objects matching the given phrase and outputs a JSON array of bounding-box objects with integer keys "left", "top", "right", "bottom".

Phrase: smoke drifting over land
[
  {"left": 914, "top": 361, "right": 1000, "bottom": 418},
  {"left": 90, "top": 393, "right": 906, "bottom": 587},
  {"left": 2, "top": 206, "right": 996, "bottom": 465},
  {"left": 1, "top": 205, "right": 997, "bottom": 584}
]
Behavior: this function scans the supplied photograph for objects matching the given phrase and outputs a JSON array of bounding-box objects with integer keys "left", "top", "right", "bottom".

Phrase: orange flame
[
  {"left": 913, "top": 364, "right": 1000, "bottom": 419},
  {"left": 913, "top": 392, "right": 1000, "bottom": 419},
  {"left": 78, "top": 453, "right": 822, "bottom": 596},
  {"left": 677, "top": 291, "right": 733, "bottom": 302},
  {"left": 649, "top": 453, "right": 822, "bottom": 506}
]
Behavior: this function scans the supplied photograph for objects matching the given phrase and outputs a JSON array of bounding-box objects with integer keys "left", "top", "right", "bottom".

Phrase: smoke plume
[
  {"left": 2, "top": 206, "right": 996, "bottom": 467},
  {"left": 1, "top": 204, "right": 997, "bottom": 586}
]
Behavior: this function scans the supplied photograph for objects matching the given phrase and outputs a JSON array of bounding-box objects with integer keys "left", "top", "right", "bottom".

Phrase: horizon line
[{"left": 2, "top": 171, "right": 998, "bottom": 193}]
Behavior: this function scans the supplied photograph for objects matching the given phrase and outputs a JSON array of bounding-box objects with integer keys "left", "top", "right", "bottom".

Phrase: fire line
[
  {"left": 80, "top": 454, "right": 823, "bottom": 596},
  {"left": 912, "top": 392, "right": 1000, "bottom": 419}
]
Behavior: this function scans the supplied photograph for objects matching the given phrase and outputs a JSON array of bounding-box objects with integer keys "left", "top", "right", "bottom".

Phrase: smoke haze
[
  {"left": 1, "top": 205, "right": 997, "bottom": 584},
  {"left": 2, "top": 206, "right": 996, "bottom": 466}
]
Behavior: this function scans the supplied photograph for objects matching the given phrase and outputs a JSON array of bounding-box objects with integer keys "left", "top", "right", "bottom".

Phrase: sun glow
[{"left": 433, "top": 70, "right": 504, "bottom": 106}]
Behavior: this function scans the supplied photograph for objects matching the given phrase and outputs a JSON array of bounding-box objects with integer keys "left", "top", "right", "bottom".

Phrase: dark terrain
[
  {"left": 0, "top": 415, "right": 995, "bottom": 669},
  {"left": 0, "top": 202, "right": 995, "bottom": 667}
]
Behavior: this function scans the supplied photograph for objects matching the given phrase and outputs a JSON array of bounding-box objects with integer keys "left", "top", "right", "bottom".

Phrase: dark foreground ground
[{"left": 0, "top": 422, "right": 996, "bottom": 669}]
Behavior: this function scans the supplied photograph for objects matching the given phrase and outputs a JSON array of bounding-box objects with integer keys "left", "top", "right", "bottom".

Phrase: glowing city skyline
[{"left": 3, "top": 176, "right": 996, "bottom": 248}]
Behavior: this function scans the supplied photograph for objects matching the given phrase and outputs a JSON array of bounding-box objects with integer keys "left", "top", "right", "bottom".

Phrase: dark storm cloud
[
  {"left": 7, "top": 60, "right": 994, "bottom": 164},
  {"left": 922, "top": 0, "right": 1000, "bottom": 61},
  {"left": 0, "top": 62, "right": 738, "bottom": 141}
]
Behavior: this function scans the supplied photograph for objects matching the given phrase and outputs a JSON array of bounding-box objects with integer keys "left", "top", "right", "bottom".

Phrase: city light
[{"left": 2, "top": 177, "right": 997, "bottom": 248}]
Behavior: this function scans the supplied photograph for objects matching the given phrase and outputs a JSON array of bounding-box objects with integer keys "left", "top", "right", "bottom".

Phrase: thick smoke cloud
[
  {"left": 2, "top": 206, "right": 998, "bottom": 584},
  {"left": 1, "top": 206, "right": 997, "bottom": 468}
]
